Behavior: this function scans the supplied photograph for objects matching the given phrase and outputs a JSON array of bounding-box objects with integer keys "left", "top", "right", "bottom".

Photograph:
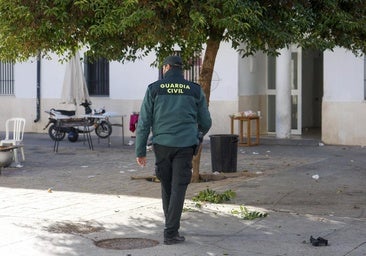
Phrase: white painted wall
[
  {"left": 238, "top": 53, "right": 267, "bottom": 96},
  {"left": 324, "top": 48, "right": 364, "bottom": 101},
  {"left": 5, "top": 44, "right": 366, "bottom": 146},
  {"left": 322, "top": 47, "right": 366, "bottom": 145},
  {"left": 209, "top": 43, "right": 238, "bottom": 101},
  {"left": 41, "top": 57, "right": 66, "bottom": 100},
  {"left": 110, "top": 53, "right": 158, "bottom": 100},
  {"left": 207, "top": 43, "right": 239, "bottom": 135},
  {"left": 0, "top": 42, "right": 239, "bottom": 138},
  {"left": 14, "top": 60, "right": 37, "bottom": 98}
]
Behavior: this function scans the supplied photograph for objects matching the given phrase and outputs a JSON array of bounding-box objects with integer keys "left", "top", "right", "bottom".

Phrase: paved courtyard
[{"left": 0, "top": 133, "right": 365, "bottom": 255}]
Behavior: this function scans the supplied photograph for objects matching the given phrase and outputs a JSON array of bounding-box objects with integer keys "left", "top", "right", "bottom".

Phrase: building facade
[{"left": 0, "top": 43, "right": 365, "bottom": 146}]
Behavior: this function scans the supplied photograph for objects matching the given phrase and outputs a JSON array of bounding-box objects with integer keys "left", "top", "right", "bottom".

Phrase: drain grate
[{"left": 95, "top": 238, "right": 159, "bottom": 250}]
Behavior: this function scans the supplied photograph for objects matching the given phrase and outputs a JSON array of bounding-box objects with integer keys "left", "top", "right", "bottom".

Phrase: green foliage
[
  {"left": 192, "top": 188, "right": 236, "bottom": 204},
  {"left": 231, "top": 205, "right": 268, "bottom": 220},
  {"left": 0, "top": 0, "right": 365, "bottom": 62},
  {"left": 182, "top": 207, "right": 199, "bottom": 213}
]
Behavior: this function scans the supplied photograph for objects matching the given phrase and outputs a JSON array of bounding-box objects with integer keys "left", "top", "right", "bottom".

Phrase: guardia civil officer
[{"left": 135, "top": 55, "right": 212, "bottom": 245}]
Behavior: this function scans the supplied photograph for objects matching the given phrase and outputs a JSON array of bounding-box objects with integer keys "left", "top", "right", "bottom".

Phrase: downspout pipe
[{"left": 34, "top": 52, "right": 41, "bottom": 123}]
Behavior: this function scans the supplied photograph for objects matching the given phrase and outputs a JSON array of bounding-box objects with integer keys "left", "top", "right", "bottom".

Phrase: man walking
[{"left": 135, "top": 55, "right": 212, "bottom": 245}]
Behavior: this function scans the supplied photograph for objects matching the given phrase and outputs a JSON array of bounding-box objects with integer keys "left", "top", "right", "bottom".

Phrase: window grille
[
  {"left": 184, "top": 55, "right": 202, "bottom": 83},
  {"left": 159, "top": 52, "right": 202, "bottom": 83},
  {"left": 84, "top": 57, "right": 109, "bottom": 96},
  {"left": 0, "top": 61, "right": 14, "bottom": 95}
]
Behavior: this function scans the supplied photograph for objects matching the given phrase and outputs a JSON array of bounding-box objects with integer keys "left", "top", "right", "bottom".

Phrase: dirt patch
[
  {"left": 131, "top": 175, "right": 160, "bottom": 182},
  {"left": 199, "top": 170, "right": 260, "bottom": 182},
  {"left": 131, "top": 170, "right": 260, "bottom": 183},
  {"left": 46, "top": 221, "right": 104, "bottom": 234}
]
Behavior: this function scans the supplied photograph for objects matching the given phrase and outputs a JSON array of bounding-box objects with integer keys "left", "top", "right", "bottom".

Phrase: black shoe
[
  {"left": 164, "top": 235, "right": 185, "bottom": 245},
  {"left": 310, "top": 236, "right": 328, "bottom": 246}
]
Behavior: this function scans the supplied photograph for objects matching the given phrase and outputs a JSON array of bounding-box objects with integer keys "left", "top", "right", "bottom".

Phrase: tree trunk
[{"left": 191, "top": 38, "right": 221, "bottom": 183}]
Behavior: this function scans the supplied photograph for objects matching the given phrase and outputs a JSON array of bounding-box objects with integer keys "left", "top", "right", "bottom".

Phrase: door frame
[{"left": 266, "top": 46, "right": 302, "bottom": 135}]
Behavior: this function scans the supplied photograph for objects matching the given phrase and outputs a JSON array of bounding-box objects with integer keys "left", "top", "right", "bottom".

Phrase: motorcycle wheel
[
  {"left": 48, "top": 124, "right": 66, "bottom": 141},
  {"left": 95, "top": 121, "right": 112, "bottom": 138}
]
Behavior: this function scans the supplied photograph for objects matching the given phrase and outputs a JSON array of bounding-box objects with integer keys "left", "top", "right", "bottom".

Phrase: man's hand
[{"left": 136, "top": 156, "right": 147, "bottom": 167}]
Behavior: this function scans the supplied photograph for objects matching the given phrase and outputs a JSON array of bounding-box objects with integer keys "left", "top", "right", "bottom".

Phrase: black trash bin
[{"left": 209, "top": 134, "right": 239, "bottom": 173}]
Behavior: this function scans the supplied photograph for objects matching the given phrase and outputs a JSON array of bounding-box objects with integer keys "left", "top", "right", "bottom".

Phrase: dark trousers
[{"left": 153, "top": 144, "right": 194, "bottom": 238}]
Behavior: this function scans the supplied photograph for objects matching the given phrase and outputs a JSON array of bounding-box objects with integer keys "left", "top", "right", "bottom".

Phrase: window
[
  {"left": 159, "top": 52, "right": 202, "bottom": 83},
  {"left": 0, "top": 61, "right": 14, "bottom": 95},
  {"left": 183, "top": 55, "right": 202, "bottom": 83},
  {"left": 84, "top": 57, "right": 109, "bottom": 96}
]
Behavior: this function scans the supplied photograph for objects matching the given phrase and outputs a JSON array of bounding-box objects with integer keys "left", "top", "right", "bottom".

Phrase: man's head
[{"left": 162, "top": 55, "right": 183, "bottom": 75}]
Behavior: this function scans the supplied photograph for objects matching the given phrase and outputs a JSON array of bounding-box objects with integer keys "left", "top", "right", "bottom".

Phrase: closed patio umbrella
[{"left": 61, "top": 51, "right": 91, "bottom": 106}]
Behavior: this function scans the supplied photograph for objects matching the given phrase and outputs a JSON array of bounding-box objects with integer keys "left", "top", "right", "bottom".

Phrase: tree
[{"left": 0, "top": 0, "right": 365, "bottom": 182}]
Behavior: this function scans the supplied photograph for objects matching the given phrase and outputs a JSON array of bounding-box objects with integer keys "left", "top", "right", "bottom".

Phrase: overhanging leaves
[{"left": 0, "top": 0, "right": 365, "bottom": 62}]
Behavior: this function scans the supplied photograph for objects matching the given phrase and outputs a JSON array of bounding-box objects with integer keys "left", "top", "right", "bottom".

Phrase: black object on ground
[{"left": 310, "top": 236, "right": 328, "bottom": 246}]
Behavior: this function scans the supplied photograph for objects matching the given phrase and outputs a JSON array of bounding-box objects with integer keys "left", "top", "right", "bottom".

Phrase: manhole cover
[{"left": 95, "top": 238, "right": 159, "bottom": 250}]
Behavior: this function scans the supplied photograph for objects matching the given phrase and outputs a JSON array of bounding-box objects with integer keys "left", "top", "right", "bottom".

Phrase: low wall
[{"left": 322, "top": 101, "right": 366, "bottom": 146}]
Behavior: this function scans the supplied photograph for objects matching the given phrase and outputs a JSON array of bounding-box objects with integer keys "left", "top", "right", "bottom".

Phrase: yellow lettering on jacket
[
  {"left": 160, "top": 83, "right": 190, "bottom": 94},
  {"left": 160, "top": 83, "right": 191, "bottom": 90},
  {"left": 167, "top": 88, "right": 184, "bottom": 94}
]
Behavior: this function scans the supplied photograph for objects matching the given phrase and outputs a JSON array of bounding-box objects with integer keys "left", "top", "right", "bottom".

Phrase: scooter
[{"left": 44, "top": 101, "right": 112, "bottom": 142}]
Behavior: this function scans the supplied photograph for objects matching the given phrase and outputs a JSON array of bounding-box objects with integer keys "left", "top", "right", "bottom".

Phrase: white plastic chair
[{"left": 0, "top": 118, "right": 26, "bottom": 166}]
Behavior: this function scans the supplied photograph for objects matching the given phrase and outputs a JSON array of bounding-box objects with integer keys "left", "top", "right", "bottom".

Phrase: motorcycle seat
[{"left": 51, "top": 109, "right": 76, "bottom": 116}]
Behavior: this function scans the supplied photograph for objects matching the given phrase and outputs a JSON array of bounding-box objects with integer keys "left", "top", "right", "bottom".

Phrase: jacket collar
[{"left": 163, "top": 68, "right": 184, "bottom": 79}]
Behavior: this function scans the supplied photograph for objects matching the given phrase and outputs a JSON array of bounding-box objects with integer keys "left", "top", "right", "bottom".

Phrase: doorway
[{"left": 266, "top": 48, "right": 323, "bottom": 136}]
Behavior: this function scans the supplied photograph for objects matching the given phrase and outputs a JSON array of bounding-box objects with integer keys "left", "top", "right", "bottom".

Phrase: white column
[{"left": 276, "top": 48, "right": 291, "bottom": 138}]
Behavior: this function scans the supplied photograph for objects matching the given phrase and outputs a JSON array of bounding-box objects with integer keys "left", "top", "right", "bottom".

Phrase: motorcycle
[{"left": 44, "top": 101, "right": 113, "bottom": 142}]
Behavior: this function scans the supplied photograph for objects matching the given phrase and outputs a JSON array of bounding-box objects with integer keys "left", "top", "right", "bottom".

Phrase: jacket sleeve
[
  {"left": 197, "top": 88, "right": 212, "bottom": 136},
  {"left": 135, "top": 88, "right": 153, "bottom": 157}
]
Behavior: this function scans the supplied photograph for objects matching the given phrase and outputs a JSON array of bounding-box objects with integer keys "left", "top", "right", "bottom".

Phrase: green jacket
[{"left": 135, "top": 68, "right": 212, "bottom": 157}]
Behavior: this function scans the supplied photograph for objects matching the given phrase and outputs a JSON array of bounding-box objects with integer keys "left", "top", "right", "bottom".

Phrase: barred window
[
  {"left": 159, "top": 52, "right": 202, "bottom": 83},
  {"left": 0, "top": 61, "right": 14, "bottom": 95},
  {"left": 184, "top": 55, "right": 202, "bottom": 83},
  {"left": 84, "top": 57, "right": 109, "bottom": 96}
]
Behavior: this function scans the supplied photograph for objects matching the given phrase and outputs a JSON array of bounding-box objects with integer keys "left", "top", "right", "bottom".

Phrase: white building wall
[
  {"left": 323, "top": 49, "right": 364, "bottom": 101},
  {"left": 15, "top": 60, "right": 37, "bottom": 99},
  {"left": 4, "top": 45, "right": 366, "bottom": 146},
  {"left": 208, "top": 43, "right": 239, "bottom": 135},
  {"left": 237, "top": 52, "right": 267, "bottom": 133},
  {"left": 0, "top": 42, "right": 239, "bottom": 139},
  {"left": 109, "top": 54, "right": 157, "bottom": 100},
  {"left": 322, "top": 47, "right": 366, "bottom": 145},
  {"left": 238, "top": 53, "right": 267, "bottom": 96},
  {"left": 209, "top": 44, "right": 238, "bottom": 101}
]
